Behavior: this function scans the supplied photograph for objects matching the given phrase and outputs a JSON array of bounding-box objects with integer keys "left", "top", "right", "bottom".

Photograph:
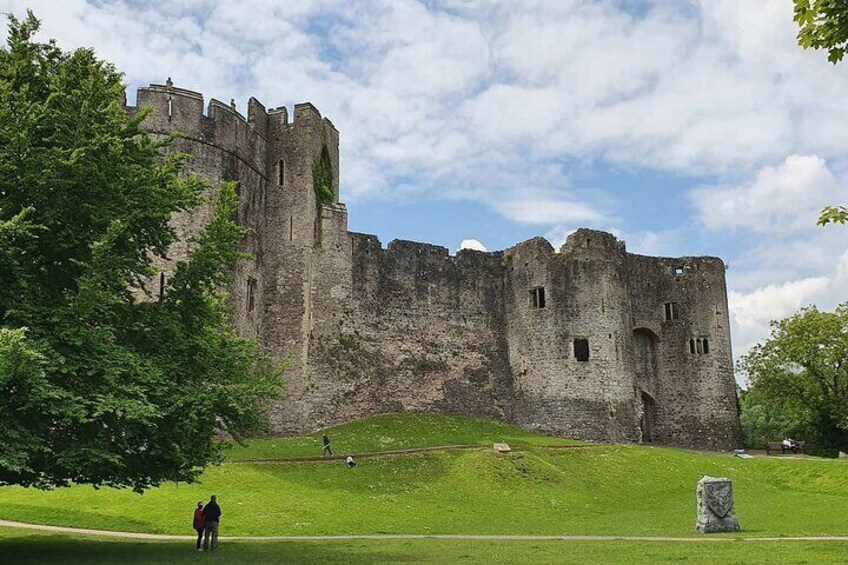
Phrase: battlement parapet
[{"left": 560, "top": 229, "right": 626, "bottom": 255}]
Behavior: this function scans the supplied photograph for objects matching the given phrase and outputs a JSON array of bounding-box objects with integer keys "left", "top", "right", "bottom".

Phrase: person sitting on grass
[
  {"left": 202, "top": 495, "right": 222, "bottom": 551},
  {"left": 193, "top": 501, "right": 205, "bottom": 551},
  {"left": 322, "top": 434, "right": 333, "bottom": 456},
  {"left": 346, "top": 455, "right": 357, "bottom": 468}
]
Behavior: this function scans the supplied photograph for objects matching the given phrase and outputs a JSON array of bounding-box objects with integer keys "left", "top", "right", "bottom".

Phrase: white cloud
[
  {"left": 693, "top": 155, "right": 838, "bottom": 233},
  {"left": 493, "top": 197, "right": 602, "bottom": 225},
  {"left": 729, "top": 247, "right": 848, "bottom": 364},
  {"left": 459, "top": 238, "right": 487, "bottom": 252}
]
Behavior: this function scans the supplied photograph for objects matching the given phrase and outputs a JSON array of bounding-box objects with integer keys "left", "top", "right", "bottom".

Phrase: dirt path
[
  {"left": 2, "top": 519, "right": 847, "bottom": 542},
  {"left": 230, "top": 443, "right": 597, "bottom": 463}
]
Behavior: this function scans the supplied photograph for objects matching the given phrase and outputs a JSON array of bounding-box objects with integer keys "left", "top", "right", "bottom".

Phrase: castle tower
[{"left": 503, "top": 231, "right": 639, "bottom": 442}]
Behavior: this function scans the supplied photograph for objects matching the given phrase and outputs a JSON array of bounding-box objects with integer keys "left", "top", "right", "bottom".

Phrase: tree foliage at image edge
[{"left": 0, "top": 12, "right": 282, "bottom": 492}]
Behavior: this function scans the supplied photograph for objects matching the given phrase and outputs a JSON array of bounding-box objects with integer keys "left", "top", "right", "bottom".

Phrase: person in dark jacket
[
  {"left": 202, "top": 495, "right": 222, "bottom": 551},
  {"left": 192, "top": 502, "right": 204, "bottom": 551},
  {"left": 322, "top": 434, "right": 333, "bottom": 456}
]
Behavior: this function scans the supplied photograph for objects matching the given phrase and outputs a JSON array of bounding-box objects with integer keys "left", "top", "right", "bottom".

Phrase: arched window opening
[{"left": 312, "top": 145, "right": 333, "bottom": 205}]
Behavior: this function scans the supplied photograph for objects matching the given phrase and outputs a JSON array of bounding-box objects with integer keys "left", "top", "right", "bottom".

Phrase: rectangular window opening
[
  {"left": 247, "top": 277, "right": 257, "bottom": 312},
  {"left": 664, "top": 302, "right": 679, "bottom": 321},
  {"left": 278, "top": 160, "right": 285, "bottom": 186},
  {"left": 289, "top": 215, "right": 294, "bottom": 241},
  {"left": 530, "top": 287, "right": 546, "bottom": 309},
  {"left": 702, "top": 338, "right": 709, "bottom": 354},
  {"left": 158, "top": 272, "right": 166, "bottom": 300},
  {"left": 574, "top": 338, "right": 590, "bottom": 362},
  {"left": 689, "top": 338, "right": 696, "bottom": 354}
]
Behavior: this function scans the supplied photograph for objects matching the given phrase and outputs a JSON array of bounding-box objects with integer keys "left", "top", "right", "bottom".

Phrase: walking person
[
  {"left": 192, "top": 501, "right": 205, "bottom": 551},
  {"left": 322, "top": 434, "right": 333, "bottom": 456},
  {"left": 202, "top": 495, "right": 222, "bottom": 551}
]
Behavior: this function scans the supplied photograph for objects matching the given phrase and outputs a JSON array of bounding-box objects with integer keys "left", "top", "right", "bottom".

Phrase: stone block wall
[{"left": 131, "top": 83, "right": 741, "bottom": 450}]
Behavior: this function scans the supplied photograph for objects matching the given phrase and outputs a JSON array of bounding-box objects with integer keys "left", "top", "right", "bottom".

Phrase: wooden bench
[{"left": 765, "top": 441, "right": 805, "bottom": 455}]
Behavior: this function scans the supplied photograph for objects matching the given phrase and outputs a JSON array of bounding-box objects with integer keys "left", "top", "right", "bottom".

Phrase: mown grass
[
  {"left": 0, "top": 414, "right": 846, "bottom": 539},
  {"left": 224, "top": 413, "right": 581, "bottom": 460},
  {"left": 2, "top": 527, "right": 847, "bottom": 564}
]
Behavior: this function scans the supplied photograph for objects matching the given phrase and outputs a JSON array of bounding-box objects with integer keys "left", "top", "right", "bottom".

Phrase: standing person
[
  {"left": 322, "top": 434, "right": 333, "bottom": 456},
  {"left": 192, "top": 501, "right": 205, "bottom": 551},
  {"left": 202, "top": 495, "right": 222, "bottom": 551}
]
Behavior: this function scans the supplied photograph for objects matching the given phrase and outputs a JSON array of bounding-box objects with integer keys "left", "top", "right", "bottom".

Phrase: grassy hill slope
[{"left": 0, "top": 414, "right": 846, "bottom": 538}]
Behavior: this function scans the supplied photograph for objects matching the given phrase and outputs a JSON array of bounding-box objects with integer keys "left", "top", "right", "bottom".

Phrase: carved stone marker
[{"left": 696, "top": 476, "right": 740, "bottom": 533}]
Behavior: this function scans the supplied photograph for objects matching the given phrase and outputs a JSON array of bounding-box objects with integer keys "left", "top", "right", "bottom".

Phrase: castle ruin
[{"left": 132, "top": 82, "right": 741, "bottom": 450}]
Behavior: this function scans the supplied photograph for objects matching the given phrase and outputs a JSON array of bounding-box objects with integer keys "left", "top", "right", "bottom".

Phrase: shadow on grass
[
  {"left": 0, "top": 503, "right": 155, "bottom": 534},
  {"left": 0, "top": 535, "right": 416, "bottom": 565}
]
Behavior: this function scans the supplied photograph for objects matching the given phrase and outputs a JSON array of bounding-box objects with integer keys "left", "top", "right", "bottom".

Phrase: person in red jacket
[{"left": 193, "top": 501, "right": 204, "bottom": 551}]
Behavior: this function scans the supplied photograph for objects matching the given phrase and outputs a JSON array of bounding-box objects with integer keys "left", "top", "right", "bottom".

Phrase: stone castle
[{"left": 131, "top": 82, "right": 741, "bottom": 450}]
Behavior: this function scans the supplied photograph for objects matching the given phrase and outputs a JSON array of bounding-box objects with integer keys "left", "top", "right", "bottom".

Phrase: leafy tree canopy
[
  {"left": 0, "top": 12, "right": 282, "bottom": 491},
  {"left": 738, "top": 304, "right": 848, "bottom": 455},
  {"left": 794, "top": 0, "right": 848, "bottom": 64}
]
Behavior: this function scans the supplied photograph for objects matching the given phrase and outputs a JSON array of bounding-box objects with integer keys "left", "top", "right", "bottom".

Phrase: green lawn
[
  {"left": 0, "top": 415, "right": 846, "bottom": 540},
  {"left": 224, "top": 413, "right": 581, "bottom": 460},
  {"left": 2, "top": 528, "right": 847, "bottom": 564}
]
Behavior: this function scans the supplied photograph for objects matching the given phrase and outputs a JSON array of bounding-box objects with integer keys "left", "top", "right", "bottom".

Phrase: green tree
[
  {"left": 793, "top": 2, "right": 848, "bottom": 225},
  {"left": 794, "top": 0, "right": 848, "bottom": 64},
  {"left": 738, "top": 304, "right": 848, "bottom": 456},
  {"left": 0, "top": 12, "right": 282, "bottom": 491}
]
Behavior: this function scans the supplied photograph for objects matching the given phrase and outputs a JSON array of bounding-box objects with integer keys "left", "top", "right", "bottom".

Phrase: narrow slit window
[
  {"left": 246, "top": 277, "right": 257, "bottom": 312},
  {"left": 289, "top": 215, "right": 294, "bottom": 241},
  {"left": 702, "top": 338, "right": 709, "bottom": 354},
  {"left": 167, "top": 96, "right": 173, "bottom": 119},
  {"left": 530, "top": 287, "right": 546, "bottom": 309},
  {"left": 278, "top": 160, "right": 285, "bottom": 186},
  {"left": 689, "top": 338, "right": 696, "bottom": 354},
  {"left": 159, "top": 272, "right": 166, "bottom": 300},
  {"left": 664, "top": 302, "right": 679, "bottom": 321},
  {"left": 574, "top": 339, "right": 590, "bottom": 362}
]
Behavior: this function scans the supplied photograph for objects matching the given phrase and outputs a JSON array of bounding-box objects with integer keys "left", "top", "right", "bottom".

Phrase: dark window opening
[
  {"left": 289, "top": 215, "right": 294, "bottom": 241},
  {"left": 702, "top": 338, "right": 709, "bottom": 354},
  {"left": 278, "top": 160, "right": 285, "bottom": 186},
  {"left": 158, "top": 272, "right": 166, "bottom": 300},
  {"left": 530, "top": 287, "right": 546, "bottom": 309},
  {"left": 664, "top": 302, "right": 679, "bottom": 321},
  {"left": 247, "top": 277, "right": 257, "bottom": 312},
  {"left": 689, "top": 338, "right": 696, "bottom": 354},
  {"left": 574, "top": 338, "right": 590, "bottom": 362}
]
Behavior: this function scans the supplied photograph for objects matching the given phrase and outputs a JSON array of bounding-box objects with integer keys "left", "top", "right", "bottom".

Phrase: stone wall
[{"left": 131, "top": 83, "right": 741, "bottom": 450}]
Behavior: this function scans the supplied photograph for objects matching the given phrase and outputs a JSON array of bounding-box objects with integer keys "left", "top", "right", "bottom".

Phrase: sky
[{"left": 2, "top": 0, "right": 847, "bottom": 383}]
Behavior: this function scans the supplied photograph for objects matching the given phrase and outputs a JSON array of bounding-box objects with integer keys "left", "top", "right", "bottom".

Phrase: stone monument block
[{"left": 695, "top": 476, "right": 740, "bottom": 533}]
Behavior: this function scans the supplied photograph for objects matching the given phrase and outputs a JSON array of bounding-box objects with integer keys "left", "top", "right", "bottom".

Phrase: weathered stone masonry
[{"left": 130, "top": 82, "right": 741, "bottom": 450}]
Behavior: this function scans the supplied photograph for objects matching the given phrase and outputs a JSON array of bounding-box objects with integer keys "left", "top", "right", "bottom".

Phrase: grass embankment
[
  {"left": 225, "top": 413, "right": 581, "bottom": 460},
  {"left": 0, "top": 414, "right": 846, "bottom": 540},
  {"left": 3, "top": 528, "right": 848, "bottom": 565}
]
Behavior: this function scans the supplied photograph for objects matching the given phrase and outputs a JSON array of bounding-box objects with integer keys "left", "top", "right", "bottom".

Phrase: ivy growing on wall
[{"left": 312, "top": 145, "right": 334, "bottom": 205}]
